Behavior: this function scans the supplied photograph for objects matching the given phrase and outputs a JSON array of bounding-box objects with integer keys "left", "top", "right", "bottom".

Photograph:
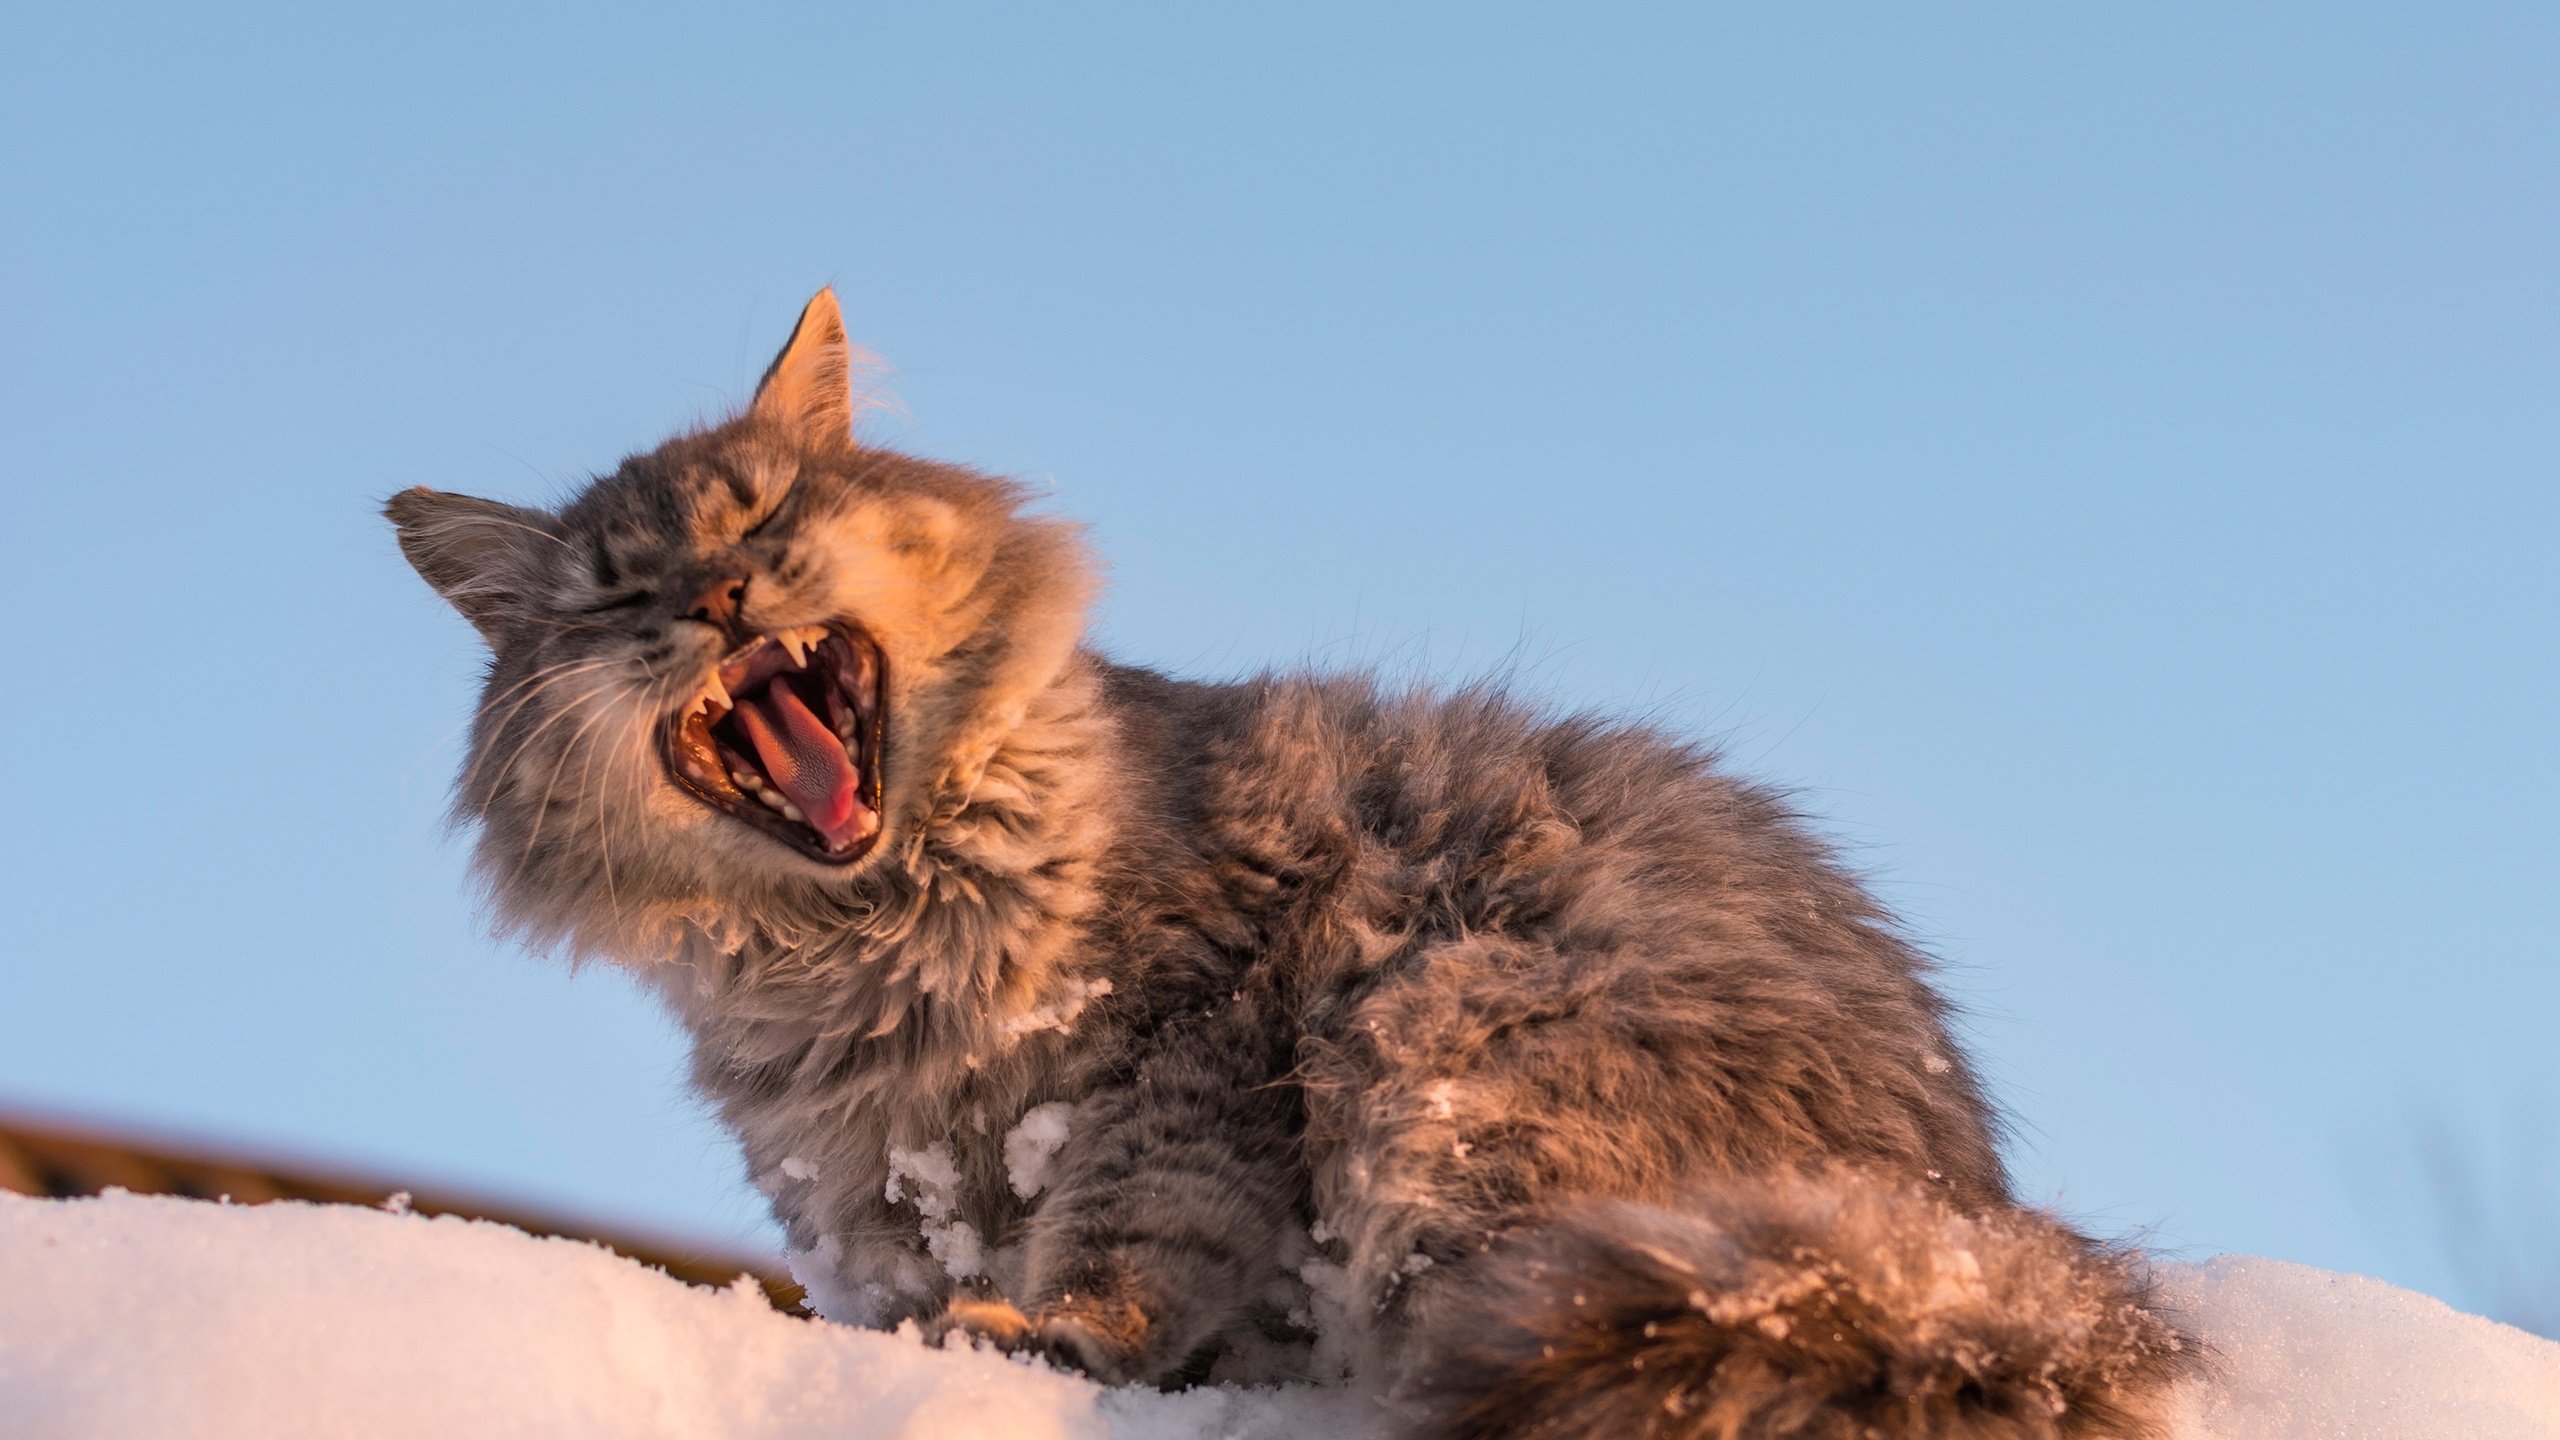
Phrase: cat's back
[
  {"left": 1104, "top": 662, "right": 1899, "bottom": 964},
  {"left": 1103, "top": 661, "right": 2012, "bottom": 1209}
]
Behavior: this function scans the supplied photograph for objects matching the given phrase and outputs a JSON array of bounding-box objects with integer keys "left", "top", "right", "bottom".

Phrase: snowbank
[
  {"left": 2161, "top": 1255, "right": 2560, "bottom": 1437},
  {"left": 2, "top": 1191, "right": 2553, "bottom": 1439}
]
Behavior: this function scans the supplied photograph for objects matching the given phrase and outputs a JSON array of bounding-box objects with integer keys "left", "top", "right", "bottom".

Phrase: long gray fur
[{"left": 390, "top": 290, "right": 2192, "bottom": 1437}]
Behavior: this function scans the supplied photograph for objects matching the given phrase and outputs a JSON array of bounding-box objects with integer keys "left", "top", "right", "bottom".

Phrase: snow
[
  {"left": 2160, "top": 1255, "right": 2560, "bottom": 1437},
  {"left": 882, "top": 1144, "right": 984, "bottom": 1281},
  {"left": 4, "top": 1191, "right": 2555, "bottom": 1439},
  {"left": 997, "top": 979, "right": 1115, "bottom": 1041},
  {"left": 1002, "top": 1103, "right": 1076, "bottom": 1200}
]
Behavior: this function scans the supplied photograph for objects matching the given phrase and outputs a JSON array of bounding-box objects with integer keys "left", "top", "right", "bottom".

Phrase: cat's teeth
[
  {"left": 779, "top": 801, "right": 806, "bottom": 823},
  {"left": 729, "top": 770, "right": 759, "bottom": 789},
  {"left": 699, "top": 674, "right": 731, "bottom": 711},
  {"left": 777, "top": 626, "right": 827, "bottom": 666},
  {"left": 755, "top": 789, "right": 789, "bottom": 813}
]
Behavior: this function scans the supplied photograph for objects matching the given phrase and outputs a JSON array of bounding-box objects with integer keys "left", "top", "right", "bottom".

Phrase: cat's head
[{"left": 389, "top": 291, "right": 1097, "bottom": 952}]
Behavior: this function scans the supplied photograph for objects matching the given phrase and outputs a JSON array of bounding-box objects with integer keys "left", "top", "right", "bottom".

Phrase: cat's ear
[
  {"left": 750, "top": 287, "right": 854, "bottom": 444},
  {"left": 386, "top": 486, "right": 556, "bottom": 641}
]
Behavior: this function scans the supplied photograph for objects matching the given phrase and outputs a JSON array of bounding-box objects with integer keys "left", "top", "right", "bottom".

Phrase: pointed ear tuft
[
  {"left": 750, "top": 288, "right": 854, "bottom": 444},
  {"left": 386, "top": 486, "right": 556, "bottom": 641}
]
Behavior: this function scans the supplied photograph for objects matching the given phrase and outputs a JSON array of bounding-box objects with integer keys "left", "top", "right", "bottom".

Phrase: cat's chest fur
[
  {"left": 650, "top": 660, "right": 1213, "bottom": 1320},
  {"left": 660, "top": 908, "right": 1144, "bottom": 1321}
]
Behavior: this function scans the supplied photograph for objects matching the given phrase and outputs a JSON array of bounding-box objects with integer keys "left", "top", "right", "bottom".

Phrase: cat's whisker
[
  {"left": 457, "top": 660, "right": 626, "bottom": 802},
  {"left": 584, "top": 708, "right": 634, "bottom": 922},
  {"left": 475, "top": 642, "right": 679, "bottom": 731},
  {"left": 461, "top": 673, "right": 614, "bottom": 769},
  {"left": 471, "top": 656, "right": 619, "bottom": 724},
  {"left": 465, "top": 671, "right": 637, "bottom": 820},
  {"left": 511, "top": 686, "right": 640, "bottom": 888}
]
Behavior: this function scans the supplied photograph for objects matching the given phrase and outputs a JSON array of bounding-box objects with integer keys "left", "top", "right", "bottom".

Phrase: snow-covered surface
[
  {"left": 2161, "top": 1255, "right": 2560, "bottom": 1437},
  {"left": 3, "top": 1191, "right": 2554, "bottom": 1439}
]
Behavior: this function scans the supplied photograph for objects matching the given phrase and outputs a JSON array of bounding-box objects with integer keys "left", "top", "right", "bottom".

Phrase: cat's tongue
[{"left": 732, "top": 683, "right": 864, "bottom": 846}]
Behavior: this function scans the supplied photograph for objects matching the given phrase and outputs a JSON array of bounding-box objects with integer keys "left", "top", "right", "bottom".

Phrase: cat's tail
[{"left": 1403, "top": 1168, "right": 2196, "bottom": 1440}]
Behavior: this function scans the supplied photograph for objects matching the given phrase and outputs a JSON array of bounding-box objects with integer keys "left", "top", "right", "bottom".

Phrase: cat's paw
[
  {"left": 926, "top": 1297, "right": 1037, "bottom": 1352},
  {"left": 1022, "top": 1310, "right": 1132, "bottom": 1383},
  {"left": 927, "top": 1297, "right": 1147, "bottom": 1384}
]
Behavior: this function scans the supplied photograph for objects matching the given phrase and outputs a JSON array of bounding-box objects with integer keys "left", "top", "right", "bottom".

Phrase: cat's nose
[{"left": 685, "top": 576, "right": 749, "bottom": 632}]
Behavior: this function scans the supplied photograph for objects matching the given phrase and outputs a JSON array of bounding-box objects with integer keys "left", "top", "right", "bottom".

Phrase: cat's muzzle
[{"left": 662, "top": 623, "right": 886, "bottom": 864}]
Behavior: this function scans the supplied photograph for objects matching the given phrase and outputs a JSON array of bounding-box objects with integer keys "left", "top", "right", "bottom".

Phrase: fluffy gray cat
[{"left": 391, "top": 291, "right": 2190, "bottom": 1438}]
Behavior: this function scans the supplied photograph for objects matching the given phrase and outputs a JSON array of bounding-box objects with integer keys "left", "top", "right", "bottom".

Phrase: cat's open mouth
[{"left": 661, "top": 624, "right": 886, "bottom": 864}]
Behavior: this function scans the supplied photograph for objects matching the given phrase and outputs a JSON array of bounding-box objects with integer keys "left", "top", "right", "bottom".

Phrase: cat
[{"left": 391, "top": 290, "right": 2191, "bottom": 1438}]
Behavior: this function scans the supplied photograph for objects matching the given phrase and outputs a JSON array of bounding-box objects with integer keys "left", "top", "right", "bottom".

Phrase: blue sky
[{"left": 3, "top": 5, "right": 2553, "bottom": 1315}]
